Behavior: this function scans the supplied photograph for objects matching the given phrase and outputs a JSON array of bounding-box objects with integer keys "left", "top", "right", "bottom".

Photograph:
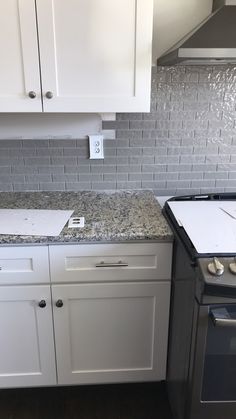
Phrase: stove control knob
[
  {"left": 208, "top": 257, "right": 224, "bottom": 276},
  {"left": 229, "top": 259, "right": 236, "bottom": 275}
]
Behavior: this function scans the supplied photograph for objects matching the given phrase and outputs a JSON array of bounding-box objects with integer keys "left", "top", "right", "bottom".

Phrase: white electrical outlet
[
  {"left": 89, "top": 135, "right": 104, "bottom": 159},
  {"left": 68, "top": 217, "right": 85, "bottom": 228}
]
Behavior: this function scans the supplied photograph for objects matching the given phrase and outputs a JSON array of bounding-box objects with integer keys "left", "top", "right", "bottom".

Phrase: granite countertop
[{"left": 0, "top": 190, "right": 173, "bottom": 245}]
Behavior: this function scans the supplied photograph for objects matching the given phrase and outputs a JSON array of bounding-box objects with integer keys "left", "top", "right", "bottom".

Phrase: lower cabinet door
[
  {"left": 52, "top": 282, "right": 170, "bottom": 385},
  {"left": 0, "top": 285, "right": 56, "bottom": 388}
]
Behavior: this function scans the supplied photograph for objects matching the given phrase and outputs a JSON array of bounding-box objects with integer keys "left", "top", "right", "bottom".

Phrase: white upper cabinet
[
  {"left": 0, "top": 0, "right": 153, "bottom": 113},
  {"left": 0, "top": 0, "right": 42, "bottom": 112},
  {"left": 36, "top": 0, "right": 153, "bottom": 112}
]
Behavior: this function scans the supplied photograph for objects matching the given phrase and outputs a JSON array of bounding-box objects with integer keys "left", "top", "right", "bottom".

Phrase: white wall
[
  {"left": 0, "top": 114, "right": 102, "bottom": 139},
  {"left": 152, "top": 0, "right": 213, "bottom": 62}
]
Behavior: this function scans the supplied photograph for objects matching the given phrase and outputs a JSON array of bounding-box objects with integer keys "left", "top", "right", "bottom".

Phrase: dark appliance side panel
[{"left": 166, "top": 235, "right": 196, "bottom": 419}]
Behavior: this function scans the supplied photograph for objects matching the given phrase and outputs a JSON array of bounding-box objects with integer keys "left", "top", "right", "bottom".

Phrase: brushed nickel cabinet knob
[
  {"left": 38, "top": 300, "right": 46, "bottom": 308},
  {"left": 45, "top": 91, "right": 53, "bottom": 99},
  {"left": 55, "top": 299, "right": 63, "bottom": 308},
  {"left": 28, "top": 91, "right": 36, "bottom": 99}
]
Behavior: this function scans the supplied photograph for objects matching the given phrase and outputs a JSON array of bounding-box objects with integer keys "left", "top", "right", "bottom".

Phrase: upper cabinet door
[
  {"left": 36, "top": 0, "right": 153, "bottom": 113},
  {"left": 0, "top": 0, "right": 42, "bottom": 112}
]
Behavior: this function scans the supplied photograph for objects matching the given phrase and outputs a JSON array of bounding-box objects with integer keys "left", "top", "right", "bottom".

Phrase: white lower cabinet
[
  {"left": 52, "top": 281, "right": 170, "bottom": 385},
  {"left": 0, "top": 242, "right": 172, "bottom": 388},
  {"left": 0, "top": 285, "right": 56, "bottom": 388}
]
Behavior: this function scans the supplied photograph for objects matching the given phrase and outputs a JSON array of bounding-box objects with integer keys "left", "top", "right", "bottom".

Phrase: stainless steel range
[{"left": 163, "top": 193, "right": 236, "bottom": 419}]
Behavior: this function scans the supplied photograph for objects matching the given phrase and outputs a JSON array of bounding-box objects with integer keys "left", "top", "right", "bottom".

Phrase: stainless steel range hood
[{"left": 157, "top": 0, "right": 236, "bottom": 65}]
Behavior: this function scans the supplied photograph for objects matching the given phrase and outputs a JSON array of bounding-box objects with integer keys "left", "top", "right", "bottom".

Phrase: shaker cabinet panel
[
  {"left": 0, "top": 0, "right": 42, "bottom": 112},
  {"left": 0, "top": 285, "right": 56, "bottom": 388},
  {"left": 0, "top": 246, "right": 50, "bottom": 285},
  {"left": 36, "top": 0, "right": 153, "bottom": 112},
  {"left": 0, "top": 242, "right": 171, "bottom": 388},
  {"left": 0, "top": 0, "right": 152, "bottom": 112},
  {"left": 52, "top": 281, "right": 170, "bottom": 385}
]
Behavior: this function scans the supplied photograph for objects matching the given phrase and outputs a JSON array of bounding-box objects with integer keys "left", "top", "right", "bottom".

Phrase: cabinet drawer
[
  {"left": 49, "top": 243, "right": 172, "bottom": 283},
  {"left": 0, "top": 246, "right": 50, "bottom": 284}
]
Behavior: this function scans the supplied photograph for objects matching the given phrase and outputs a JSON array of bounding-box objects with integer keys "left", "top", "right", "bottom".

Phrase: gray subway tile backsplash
[
  {"left": 25, "top": 174, "right": 52, "bottom": 183},
  {"left": 39, "top": 182, "right": 65, "bottom": 191},
  {"left": 1, "top": 66, "right": 236, "bottom": 194},
  {"left": 13, "top": 183, "right": 39, "bottom": 191},
  {"left": 66, "top": 182, "right": 91, "bottom": 191}
]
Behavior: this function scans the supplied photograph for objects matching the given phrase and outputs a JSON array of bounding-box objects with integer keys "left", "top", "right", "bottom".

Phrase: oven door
[
  {"left": 189, "top": 303, "right": 236, "bottom": 419},
  {"left": 203, "top": 305, "right": 236, "bottom": 401}
]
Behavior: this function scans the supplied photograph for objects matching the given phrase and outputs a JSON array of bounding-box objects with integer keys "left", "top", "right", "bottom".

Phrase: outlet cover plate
[
  {"left": 68, "top": 217, "right": 85, "bottom": 228},
  {"left": 89, "top": 135, "right": 104, "bottom": 159}
]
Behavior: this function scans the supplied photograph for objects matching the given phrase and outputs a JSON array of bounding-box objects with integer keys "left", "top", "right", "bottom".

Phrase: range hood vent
[{"left": 157, "top": 0, "right": 236, "bottom": 65}]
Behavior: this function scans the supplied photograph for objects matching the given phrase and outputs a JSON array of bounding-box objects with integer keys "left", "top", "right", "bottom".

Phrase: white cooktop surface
[{"left": 168, "top": 201, "right": 236, "bottom": 254}]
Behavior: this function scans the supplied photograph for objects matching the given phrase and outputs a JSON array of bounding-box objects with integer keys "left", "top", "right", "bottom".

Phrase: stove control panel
[{"left": 198, "top": 257, "right": 236, "bottom": 287}]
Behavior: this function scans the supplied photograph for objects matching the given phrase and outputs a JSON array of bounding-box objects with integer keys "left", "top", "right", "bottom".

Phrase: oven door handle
[
  {"left": 212, "top": 318, "right": 236, "bottom": 327},
  {"left": 210, "top": 308, "right": 236, "bottom": 327}
]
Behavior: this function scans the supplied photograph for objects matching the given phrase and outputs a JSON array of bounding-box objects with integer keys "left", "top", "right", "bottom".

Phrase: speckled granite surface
[{"left": 0, "top": 190, "right": 173, "bottom": 245}]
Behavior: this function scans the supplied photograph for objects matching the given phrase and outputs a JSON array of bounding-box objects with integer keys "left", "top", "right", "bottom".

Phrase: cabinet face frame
[{"left": 35, "top": 0, "right": 153, "bottom": 112}]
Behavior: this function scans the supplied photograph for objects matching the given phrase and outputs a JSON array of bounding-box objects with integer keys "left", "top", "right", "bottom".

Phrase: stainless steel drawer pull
[{"left": 95, "top": 261, "right": 128, "bottom": 268}]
